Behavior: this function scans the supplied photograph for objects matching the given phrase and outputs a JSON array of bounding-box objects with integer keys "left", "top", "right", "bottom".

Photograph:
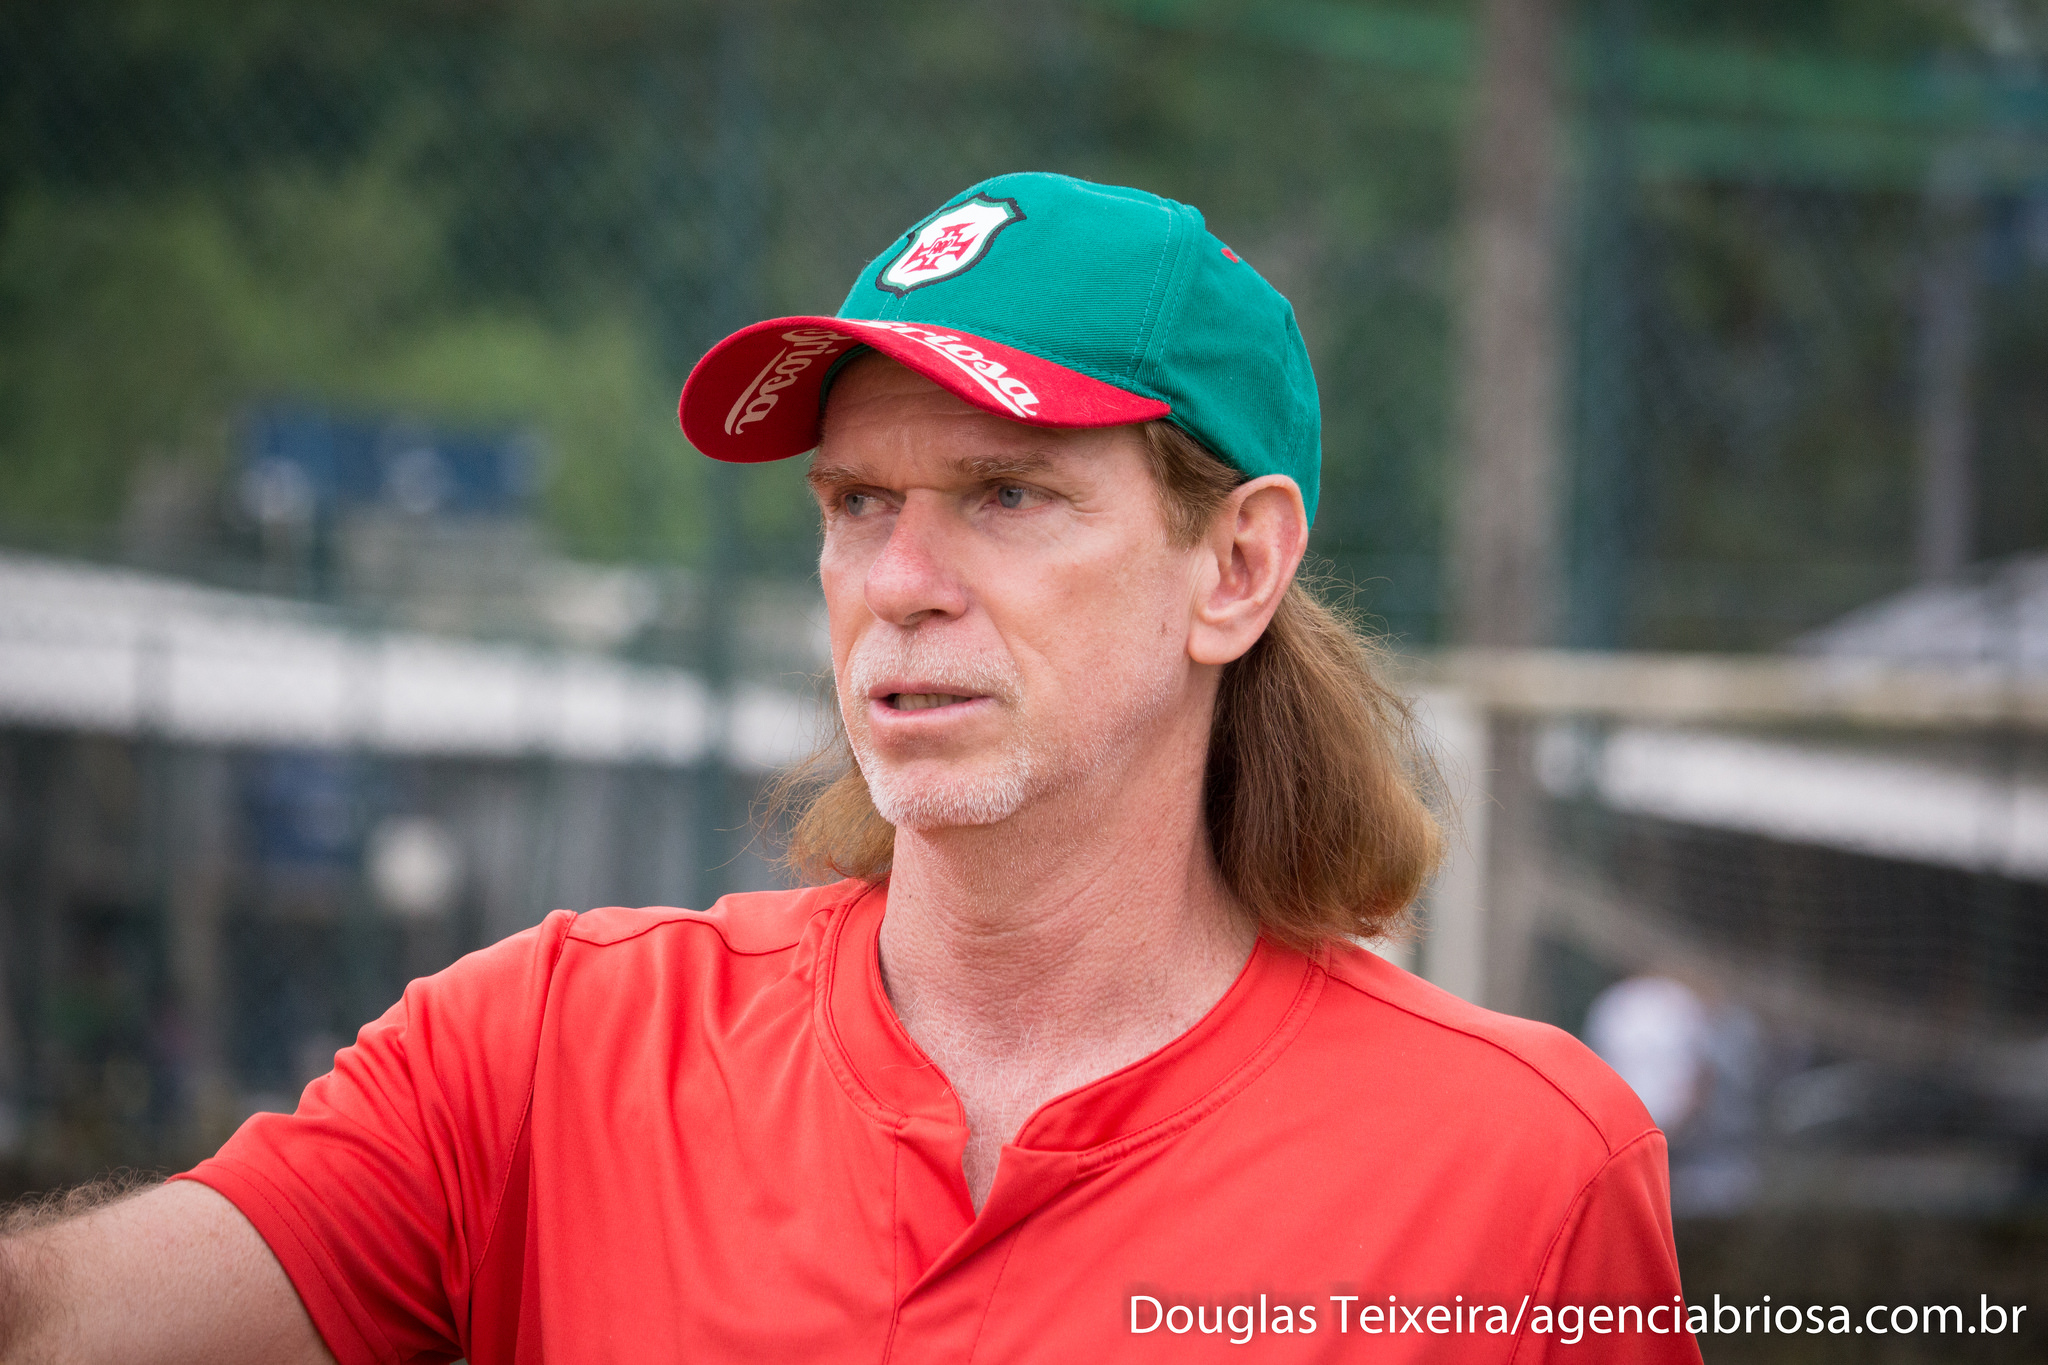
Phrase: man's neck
[{"left": 876, "top": 763, "right": 1257, "bottom": 1211}]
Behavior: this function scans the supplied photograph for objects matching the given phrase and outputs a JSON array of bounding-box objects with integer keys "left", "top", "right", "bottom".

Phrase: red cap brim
[{"left": 677, "top": 316, "right": 1171, "bottom": 463}]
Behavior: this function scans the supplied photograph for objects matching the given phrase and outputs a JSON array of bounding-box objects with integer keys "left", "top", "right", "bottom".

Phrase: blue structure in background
[
  {"left": 241, "top": 751, "right": 361, "bottom": 870},
  {"left": 240, "top": 405, "right": 540, "bottom": 524}
]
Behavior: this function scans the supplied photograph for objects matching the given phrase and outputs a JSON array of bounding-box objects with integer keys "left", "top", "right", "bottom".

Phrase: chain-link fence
[
  {"left": 3, "top": 2, "right": 2048, "bottom": 1268},
  {"left": 9, "top": 3, "right": 2045, "bottom": 633},
  {"left": 0, "top": 0, "right": 1472, "bottom": 1184},
  {"left": 1409, "top": 648, "right": 2048, "bottom": 1233}
]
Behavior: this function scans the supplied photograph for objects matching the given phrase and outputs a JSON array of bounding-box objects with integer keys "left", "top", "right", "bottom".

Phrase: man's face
[{"left": 812, "top": 356, "right": 1208, "bottom": 832}]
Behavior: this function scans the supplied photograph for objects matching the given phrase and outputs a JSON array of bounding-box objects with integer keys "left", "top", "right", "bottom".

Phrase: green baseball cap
[{"left": 678, "top": 171, "right": 1322, "bottom": 522}]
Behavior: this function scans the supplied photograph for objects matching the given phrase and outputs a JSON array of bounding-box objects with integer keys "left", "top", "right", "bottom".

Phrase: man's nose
[{"left": 863, "top": 496, "right": 969, "bottom": 626}]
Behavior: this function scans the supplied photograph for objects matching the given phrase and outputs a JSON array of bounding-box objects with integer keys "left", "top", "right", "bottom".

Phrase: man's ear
[{"left": 1188, "top": 475, "right": 1309, "bottom": 666}]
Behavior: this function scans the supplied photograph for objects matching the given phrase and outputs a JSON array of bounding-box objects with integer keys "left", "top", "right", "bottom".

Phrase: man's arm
[{"left": 0, "top": 1179, "right": 332, "bottom": 1365}]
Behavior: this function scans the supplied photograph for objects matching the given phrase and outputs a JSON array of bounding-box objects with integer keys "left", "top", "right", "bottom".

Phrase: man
[{"left": 0, "top": 173, "right": 1699, "bottom": 1362}]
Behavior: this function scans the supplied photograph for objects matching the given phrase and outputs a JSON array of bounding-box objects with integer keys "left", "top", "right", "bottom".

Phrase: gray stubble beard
[
  {"left": 843, "top": 633, "right": 1042, "bottom": 830},
  {"left": 840, "top": 627, "right": 1183, "bottom": 834}
]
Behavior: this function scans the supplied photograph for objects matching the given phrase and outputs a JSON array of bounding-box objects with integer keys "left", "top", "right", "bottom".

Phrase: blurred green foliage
[
  {"left": 0, "top": 2, "right": 717, "bottom": 562},
  {"left": 1, "top": 0, "right": 2042, "bottom": 648},
  {"left": 0, "top": 0, "right": 1468, "bottom": 592},
  {"left": 0, "top": 0, "right": 1475, "bottom": 627},
  {"left": 0, "top": 170, "right": 688, "bottom": 554}
]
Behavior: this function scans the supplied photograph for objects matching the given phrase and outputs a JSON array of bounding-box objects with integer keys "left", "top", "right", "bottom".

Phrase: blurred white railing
[{"left": 0, "top": 551, "right": 817, "bottom": 771}]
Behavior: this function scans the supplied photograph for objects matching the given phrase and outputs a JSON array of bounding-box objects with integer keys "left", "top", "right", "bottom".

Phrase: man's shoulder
[
  {"left": 565, "top": 878, "right": 874, "bottom": 957},
  {"left": 1316, "top": 942, "right": 1656, "bottom": 1156}
]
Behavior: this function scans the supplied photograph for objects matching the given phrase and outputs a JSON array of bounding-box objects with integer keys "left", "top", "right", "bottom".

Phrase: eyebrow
[
  {"left": 806, "top": 449, "right": 1061, "bottom": 500},
  {"left": 961, "top": 451, "right": 1059, "bottom": 483}
]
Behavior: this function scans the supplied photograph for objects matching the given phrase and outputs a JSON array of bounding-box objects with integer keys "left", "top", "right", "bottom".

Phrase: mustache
[{"left": 843, "top": 631, "right": 1021, "bottom": 704}]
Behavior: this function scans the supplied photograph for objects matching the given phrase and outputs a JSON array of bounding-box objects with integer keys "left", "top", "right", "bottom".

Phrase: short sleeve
[
  {"left": 1515, "top": 1130, "right": 1704, "bottom": 1364},
  {"left": 176, "top": 910, "right": 578, "bottom": 1365}
]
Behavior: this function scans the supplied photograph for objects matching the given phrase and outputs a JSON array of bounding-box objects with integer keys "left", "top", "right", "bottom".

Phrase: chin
[
  {"left": 865, "top": 767, "right": 1033, "bottom": 831},
  {"left": 853, "top": 739, "right": 1049, "bottom": 831}
]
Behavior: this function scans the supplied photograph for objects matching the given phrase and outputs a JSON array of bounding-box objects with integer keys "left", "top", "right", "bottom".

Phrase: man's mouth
[{"left": 887, "top": 692, "right": 974, "bottom": 711}]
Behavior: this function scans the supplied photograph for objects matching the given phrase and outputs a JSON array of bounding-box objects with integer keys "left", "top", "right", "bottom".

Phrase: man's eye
[
  {"left": 996, "top": 485, "right": 1029, "bottom": 510},
  {"left": 842, "top": 492, "right": 876, "bottom": 516}
]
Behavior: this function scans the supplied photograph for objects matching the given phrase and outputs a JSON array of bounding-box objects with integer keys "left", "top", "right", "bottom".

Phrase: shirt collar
[{"left": 813, "top": 878, "right": 1323, "bottom": 1164}]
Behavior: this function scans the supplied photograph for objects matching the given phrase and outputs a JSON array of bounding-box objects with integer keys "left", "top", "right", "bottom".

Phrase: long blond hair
[{"left": 766, "top": 420, "right": 1444, "bottom": 951}]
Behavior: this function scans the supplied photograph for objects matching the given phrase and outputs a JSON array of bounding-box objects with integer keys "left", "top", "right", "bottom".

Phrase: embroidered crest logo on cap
[
  {"left": 678, "top": 171, "right": 1324, "bottom": 524},
  {"left": 877, "top": 193, "right": 1023, "bottom": 295}
]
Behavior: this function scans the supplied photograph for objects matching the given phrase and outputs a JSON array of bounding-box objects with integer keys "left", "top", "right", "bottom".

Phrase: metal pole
[
  {"left": 1448, "top": 0, "right": 1564, "bottom": 1018},
  {"left": 692, "top": 0, "right": 766, "bottom": 907},
  {"left": 1915, "top": 158, "right": 1980, "bottom": 584},
  {"left": 1567, "top": 0, "right": 1641, "bottom": 650},
  {"left": 1448, "top": 0, "right": 1565, "bottom": 651}
]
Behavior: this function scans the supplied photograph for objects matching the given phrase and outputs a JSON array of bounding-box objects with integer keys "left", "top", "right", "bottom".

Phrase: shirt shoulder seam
[
  {"left": 465, "top": 916, "right": 572, "bottom": 1289},
  {"left": 1320, "top": 967, "right": 1621, "bottom": 1154},
  {"left": 563, "top": 894, "right": 851, "bottom": 956}
]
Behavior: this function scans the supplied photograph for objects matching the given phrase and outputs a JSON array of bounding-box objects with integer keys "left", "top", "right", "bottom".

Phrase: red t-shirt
[{"left": 180, "top": 880, "right": 1701, "bottom": 1363}]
